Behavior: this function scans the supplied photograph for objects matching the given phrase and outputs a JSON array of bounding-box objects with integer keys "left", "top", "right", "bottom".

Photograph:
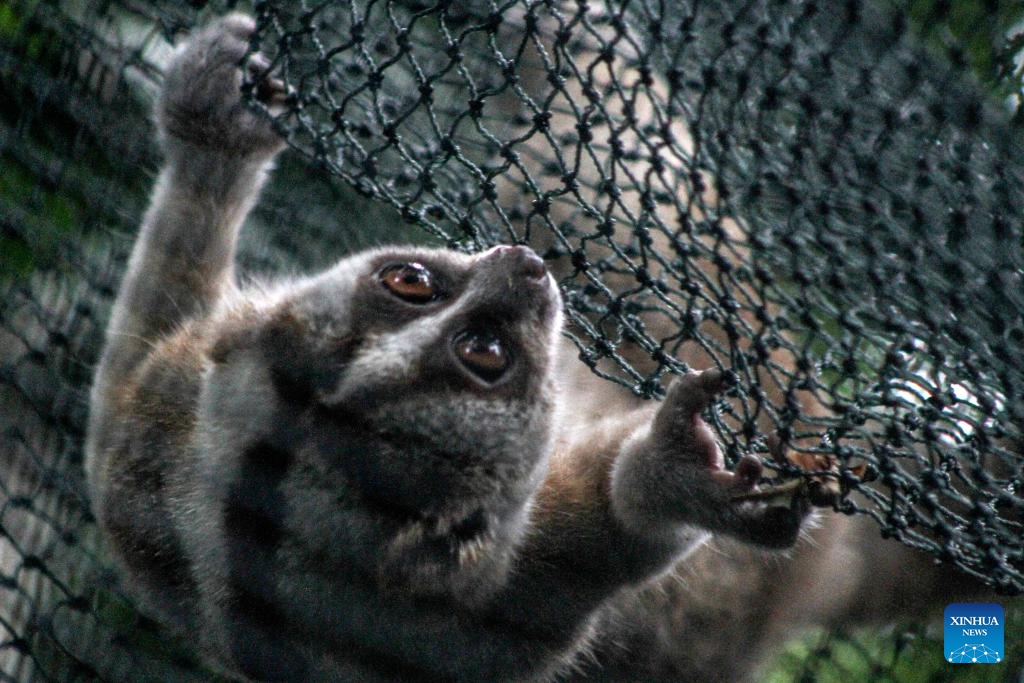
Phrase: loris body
[{"left": 85, "top": 15, "right": 807, "bottom": 682}]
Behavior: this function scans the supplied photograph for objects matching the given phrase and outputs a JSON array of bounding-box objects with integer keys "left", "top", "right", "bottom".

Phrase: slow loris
[{"left": 85, "top": 14, "right": 811, "bottom": 682}]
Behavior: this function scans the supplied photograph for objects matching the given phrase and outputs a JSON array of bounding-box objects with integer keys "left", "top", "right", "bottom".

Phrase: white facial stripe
[
  {"left": 319, "top": 252, "right": 562, "bottom": 406},
  {"left": 322, "top": 303, "right": 463, "bottom": 406}
]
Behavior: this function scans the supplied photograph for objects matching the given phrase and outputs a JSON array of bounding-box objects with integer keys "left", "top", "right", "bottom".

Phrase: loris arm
[
  {"left": 97, "top": 14, "right": 285, "bottom": 389},
  {"left": 487, "top": 370, "right": 809, "bottom": 663},
  {"left": 498, "top": 370, "right": 989, "bottom": 682}
]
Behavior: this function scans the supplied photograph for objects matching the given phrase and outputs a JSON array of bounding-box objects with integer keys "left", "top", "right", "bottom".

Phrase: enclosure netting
[{"left": 1, "top": 0, "right": 1023, "bottom": 680}]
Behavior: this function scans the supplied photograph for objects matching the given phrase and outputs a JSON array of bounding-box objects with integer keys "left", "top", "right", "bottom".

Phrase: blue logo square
[{"left": 944, "top": 603, "right": 1004, "bottom": 664}]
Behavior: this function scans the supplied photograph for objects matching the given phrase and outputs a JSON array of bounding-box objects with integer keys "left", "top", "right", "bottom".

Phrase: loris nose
[{"left": 482, "top": 245, "right": 548, "bottom": 280}]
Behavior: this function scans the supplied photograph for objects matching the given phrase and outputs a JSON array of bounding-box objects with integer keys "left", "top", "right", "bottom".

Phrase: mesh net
[
  {"left": 1, "top": 0, "right": 1022, "bottom": 680},
  {"left": 249, "top": 0, "right": 1024, "bottom": 586}
]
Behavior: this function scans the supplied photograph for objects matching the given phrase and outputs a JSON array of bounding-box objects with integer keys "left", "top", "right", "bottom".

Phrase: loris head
[{"left": 202, "top": 244, "right": 563, "bottom": 603}]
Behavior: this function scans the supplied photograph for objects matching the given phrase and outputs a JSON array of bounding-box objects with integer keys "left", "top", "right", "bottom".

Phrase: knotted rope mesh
[
  {"left": 1, "top": 0, "right": 1022, "bottom": 680},
  {"left": 247, "top": 0, "right": 1024, "bottom": 585}
]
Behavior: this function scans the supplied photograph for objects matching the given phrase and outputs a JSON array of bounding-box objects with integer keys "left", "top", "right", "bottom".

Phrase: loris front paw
[
  {"left": 612, "top": 370, "right": 810, "bottom": 549},
  {"left": 157, "top": 13, "right": 287, "bottom": 156}
]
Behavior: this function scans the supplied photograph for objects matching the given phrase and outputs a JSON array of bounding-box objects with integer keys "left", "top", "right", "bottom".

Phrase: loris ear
[{"left": 210, "top": 310, "right": 354, "bottom": 407}]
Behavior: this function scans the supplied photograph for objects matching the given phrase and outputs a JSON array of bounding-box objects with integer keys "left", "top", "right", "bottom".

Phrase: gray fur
[{"left": 86, "top": 14, "right": 809, "bottom": 682}]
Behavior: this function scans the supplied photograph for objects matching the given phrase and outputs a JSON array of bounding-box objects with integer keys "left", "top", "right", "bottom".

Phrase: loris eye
[
  {"left": 380, "top": 263, "right": 439, "bottom": 303},
  {"left": 453, "top": 330, "right": 511, "bottom": 384}
]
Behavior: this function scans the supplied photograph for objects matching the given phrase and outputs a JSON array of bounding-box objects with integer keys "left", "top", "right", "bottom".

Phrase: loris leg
[{"left": 96, "top": 13, "right": 286, "bottom": 389}]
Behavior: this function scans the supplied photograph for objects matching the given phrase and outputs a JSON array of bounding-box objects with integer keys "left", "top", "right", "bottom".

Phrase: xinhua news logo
[{"left": 944, "top": 603, "right": 1004, "bottom": 664}]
